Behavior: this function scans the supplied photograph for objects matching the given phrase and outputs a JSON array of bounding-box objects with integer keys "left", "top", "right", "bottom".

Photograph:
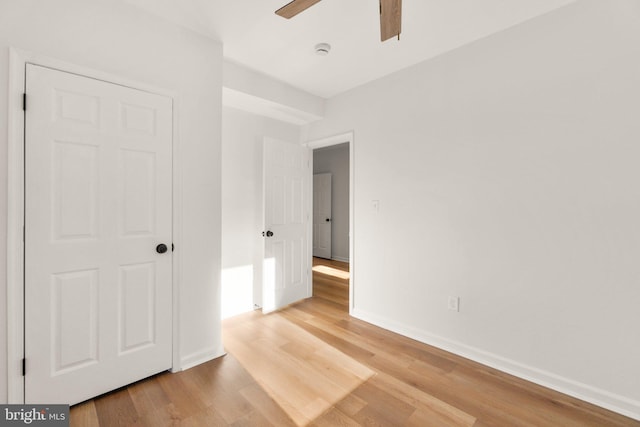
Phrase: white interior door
[
  {"left": 24, "top": 64, "right": 173, "bottom": 405},
  {"left": 263, "top": 138, "right": 311, "bottom": 313},
  {"left": 313, "top": 173, "right": 332, "bottom": 259}
]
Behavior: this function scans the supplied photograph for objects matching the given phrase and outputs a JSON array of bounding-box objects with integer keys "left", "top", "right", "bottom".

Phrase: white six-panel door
[
  {"left": 24, "top": 64, "right": 173, "bottom": 404},
  {"left": 313, "top": 173, "right": 332, "bottom": 259},
  {"left": 263, "top": 138, "right": 310, "bottom": 313}
]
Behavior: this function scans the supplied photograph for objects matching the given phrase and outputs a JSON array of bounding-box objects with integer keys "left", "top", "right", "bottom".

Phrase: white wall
[
  {"left": 306, "top": 0, "right": 640, "bottom": 418},
  {"left": 0, "top": 0, "right": 224, "bottom": 402},
  {"left": 221, "top": 107, "right": 301, "bottom": 317},
  {"left": 313, "top": 144, "right": 350, "bottom": 262}
]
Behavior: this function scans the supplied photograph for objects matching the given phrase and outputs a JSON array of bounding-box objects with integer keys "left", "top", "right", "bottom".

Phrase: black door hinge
[
  {"left": 22, "top": 358, "right": 26, "bottom": 376},
  {"left": 22, "top": 93, "right": 26, "bottom": 111}
]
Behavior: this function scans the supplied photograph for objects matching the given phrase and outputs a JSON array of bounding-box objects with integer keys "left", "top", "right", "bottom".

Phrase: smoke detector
[{"left": 314, "top": 43, "right": 331, "bottom": 56}]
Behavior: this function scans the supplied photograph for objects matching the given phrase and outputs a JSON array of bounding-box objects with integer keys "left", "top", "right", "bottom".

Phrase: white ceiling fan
[{"left": 275, "top": 0, "right": 402, "bottom": 42}]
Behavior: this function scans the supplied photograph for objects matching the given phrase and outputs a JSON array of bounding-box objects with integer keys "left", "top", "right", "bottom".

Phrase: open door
[{"left": 262, "top": 138, "right": 311, "bottom": 313}]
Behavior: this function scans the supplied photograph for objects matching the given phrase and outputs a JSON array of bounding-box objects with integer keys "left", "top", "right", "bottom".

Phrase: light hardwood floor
[
  {"left": 222, "top": 308, "right": 375, "bottom": 425},
  {"left": 70, "top": 257, "right": 640, "bottom": 426}
]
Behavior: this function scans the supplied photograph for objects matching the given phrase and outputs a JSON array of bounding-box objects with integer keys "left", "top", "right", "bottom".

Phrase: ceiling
[{"left": 126, "top": 0, "right": 576, "bottom": 99}]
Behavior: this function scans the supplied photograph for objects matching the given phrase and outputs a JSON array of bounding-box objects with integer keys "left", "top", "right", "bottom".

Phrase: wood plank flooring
[
  {"left": 70, "top": 257, "right": 640, "bottom": 426},
  {"left": 223, "top": 311, "right": 374, "bottom": 425}
]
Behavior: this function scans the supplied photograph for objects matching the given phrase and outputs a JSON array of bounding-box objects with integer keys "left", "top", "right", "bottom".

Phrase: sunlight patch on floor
[
  {"left": 223, "top": 313, "right": 373, "bottom": 426},
  {"left": 312, "top": 264, "right": 350, "bottom": 280}
]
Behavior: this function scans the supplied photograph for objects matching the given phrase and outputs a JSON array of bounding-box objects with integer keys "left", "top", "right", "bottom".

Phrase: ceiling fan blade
[
  {"left": 380, "top": 0, "right": 402, "bottom": 41},
  {"left": 276, "top": 0, "right": 322, "bottom": 19}
]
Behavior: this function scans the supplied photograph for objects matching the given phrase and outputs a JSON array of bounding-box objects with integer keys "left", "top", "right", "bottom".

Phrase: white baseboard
[
  {"left": 331, "top": 256, "right": 350, "bottom": 263},
  {"left": 351, "top": 307, "right": 640, "bottom": 421},
  {"left": 177, "top": 346, "right": 226, "bottom": 372}
]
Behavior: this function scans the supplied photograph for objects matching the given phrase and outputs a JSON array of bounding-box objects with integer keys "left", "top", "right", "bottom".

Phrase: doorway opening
[{"left": 308, "top": 134, "right": 353, "bottom": 313}]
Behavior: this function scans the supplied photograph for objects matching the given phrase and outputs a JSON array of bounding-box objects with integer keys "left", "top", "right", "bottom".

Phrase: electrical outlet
[{"left": 448, "top": 296, "right": 460, "bottom": 312}]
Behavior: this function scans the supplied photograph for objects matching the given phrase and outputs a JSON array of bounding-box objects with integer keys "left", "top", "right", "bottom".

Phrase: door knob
[
  {"left": 266, "top": 230, "right": 274, "bottom": 237},
  {"left": 156, "top": 243, "right": 168, "bottom": 254},
  {"left": 326, "top": 218, "right": 331, "bottom": 222}
]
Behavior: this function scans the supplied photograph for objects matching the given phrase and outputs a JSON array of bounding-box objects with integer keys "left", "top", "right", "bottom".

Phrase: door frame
[
  {"left": 6, "top": 48, "right": 183, "bottom": 403},
  {"left": 305, "top": 132, "right": 354, "bottom": 314}
]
